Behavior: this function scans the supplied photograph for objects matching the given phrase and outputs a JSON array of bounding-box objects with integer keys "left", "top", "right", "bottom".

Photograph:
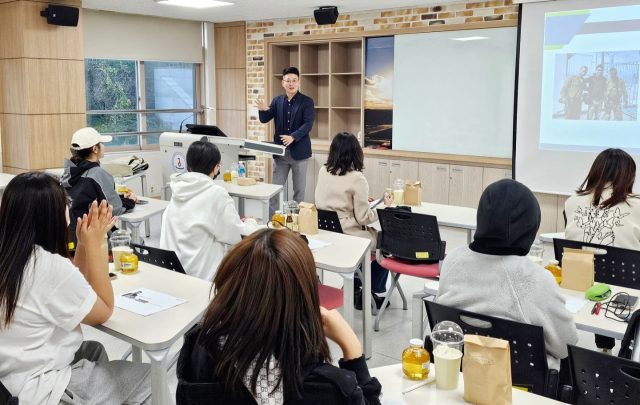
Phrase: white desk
[
  {"left": 371, "top": 203, "right": 477, "bottom": 244},
  {"left": 212, "top": 180, "right": 283, "bottom": 221},
  {"left": 540, "top": 232, "right": 565, "bottom": 243},
  {"left": 371, "top": 364, "right": 563, "bottom": 405},
  {"left": 305, "top": 230, "right": 373, "bottom": 359},
  {"left": 93, "top": 262, "right": 212, "bottom": 405},
  {"left": 47, "top": 168, "right": 152, "bottom": 237},
  {"left": 418, "top": 280, "right": 640, "bottom": 362},
  {"left": 119, "top": 198, "right": 169, "bottom": 244},
  {"left": 0, "top": 173, "right": 16, "bottom": 196}
]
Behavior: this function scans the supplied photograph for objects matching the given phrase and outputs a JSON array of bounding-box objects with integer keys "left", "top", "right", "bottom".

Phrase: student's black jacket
[{"left": 176, "top": 326, "right": 382, "bottom": 405}]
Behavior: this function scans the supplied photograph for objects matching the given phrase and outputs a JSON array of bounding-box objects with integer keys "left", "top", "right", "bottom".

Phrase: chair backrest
[
  {"left": 553, "top": 238, "right": 640, "bottom": 289},
  {"left": 377, "top": 209, "right": 444, "bottom": 263},
  {"left": 131, "top": 243, "right": 186, "bottom": 274},
  {"left": 0, "top": 380, "right": 18, "bottom": 405},
  {"left": 317, "top": 209, "right": 343, "bottom": 233},
  {"left": 568, "top": 344, "right": 640, "bottom": 405},
  {"left": 425, "top": 301, "right": 550, "bottom": 396}
]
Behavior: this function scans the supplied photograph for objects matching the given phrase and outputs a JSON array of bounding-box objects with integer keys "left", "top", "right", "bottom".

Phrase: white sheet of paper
[
  {"left": 370, "top": 196, "right": 384, "bottom": 209},
  {"left": 381, "top": 398, "right": 404, "bottom": 405},
  {"left": 115, "top": 287, "right": 187, "bottom": 316},
  {"left": 562, "top": 294, "right": 590, "bottom": 314},
  {"left": 307, "top": 239, "right": 333, "bottom": 250}
]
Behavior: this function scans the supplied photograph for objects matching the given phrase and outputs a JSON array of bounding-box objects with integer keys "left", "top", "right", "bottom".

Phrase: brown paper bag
[
  {"left": 297, "top": 202, "right": 318, "bottom": 235},
  {"left": 560, "top": 248, "right": 595, "bottom": 292},
  {"left": 463, "top": 335, "right": 512, "bottom": 405},
  {"left": 404, "top": 181, "right": 422, "bottom": 206}
]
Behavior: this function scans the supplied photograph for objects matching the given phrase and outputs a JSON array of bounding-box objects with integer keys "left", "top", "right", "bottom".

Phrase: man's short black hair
[
  {"left": 282, "top": 67, "right": 300, "bottom": 78},
  {"left": 187, "top": 141, "right": 221, "bottom": 176}
]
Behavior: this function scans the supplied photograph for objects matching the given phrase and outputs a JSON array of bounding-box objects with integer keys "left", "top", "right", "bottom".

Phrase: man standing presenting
[
  {"left": 255, "top": 67, "right": 314, "bottom": 215},
  {"left": 586, "top": 64, "right": 607, "bottom": 120},
  {"left": 604, "top": 67, "right": 629, "bottom": 121},
  {"left": 560, "top": 66, "right": 588, "bottom": 120}
]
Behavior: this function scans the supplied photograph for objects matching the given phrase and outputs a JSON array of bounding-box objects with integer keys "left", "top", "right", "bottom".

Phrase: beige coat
[{"left": 315, "top": 166, "right": 378, "bottom": 251}]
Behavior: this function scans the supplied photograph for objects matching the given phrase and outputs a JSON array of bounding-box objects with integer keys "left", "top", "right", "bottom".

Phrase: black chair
[
  {"left": 130, "top": 243, "right": 186, "bottom": 274},
  {"left": 317, "top": 209, "right": 343, "bottom": 234},
  {"left": 553, "top": 238, "right": 640, "bottom": 289},
  {"left": 562, "top": 345, "right": 640, "bottom": 404},
  {"left": 0, "top": 381, "right": 18, "bottom": 405},
  {"left": 374, "top": 209, "right": 445, "bottom": 331},
  {"left": 424, "top": 301, "right": 558, "bottom": 398}
]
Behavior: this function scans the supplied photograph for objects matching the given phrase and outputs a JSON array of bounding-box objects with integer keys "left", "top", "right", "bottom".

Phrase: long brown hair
[
  {"left": 0, "top": 173, "right": 70, "bottom": 328},
  {"left": 198, "top": 229, "right": 331, "bottom": 397},
  {"left": 325, "top": 132, "right": 364, "bottom": 175},
  {"left": 577, "top": 148, "right": 637, "bottom": 209}
]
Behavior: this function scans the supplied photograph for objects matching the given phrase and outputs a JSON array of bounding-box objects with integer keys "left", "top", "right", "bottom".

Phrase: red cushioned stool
[{"left": 374, "top": 209, "right": 445, "bottom": 331}]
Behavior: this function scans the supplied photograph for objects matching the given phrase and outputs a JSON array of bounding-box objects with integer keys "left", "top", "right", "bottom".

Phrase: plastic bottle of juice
[
  {"left": 545, "top": 260, "right": 562, "bottom": 285},
  {"left": 119, "top": 249, "right": 139, "bottom": 274},
  {"left": 271, "top": 210, "right": 284, "bottom": 228},
  {"left": 402, "top": 339, "right": 430, "bottom": 380}
]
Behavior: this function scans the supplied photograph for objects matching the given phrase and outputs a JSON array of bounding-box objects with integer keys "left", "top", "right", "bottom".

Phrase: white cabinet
[
  {"left": 389, "top": 159, "right": 419, "bottom": 185},
  {"left": 363, "top": 157, "right": 390, "bottom": 199},
  {"left": 419, "top": 162, "right": 450, "bottom": 205},
  {"left": 449, "top": 165, "right": 484, "bottom": 208},
  {"left": 482, "top": 167, "right": 512, "bottom": 190}
]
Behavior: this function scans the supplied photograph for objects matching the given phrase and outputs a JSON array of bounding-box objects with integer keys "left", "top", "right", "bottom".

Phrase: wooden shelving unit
[{"left": 267, "top": 39, "right": 364, "bottom": 144}]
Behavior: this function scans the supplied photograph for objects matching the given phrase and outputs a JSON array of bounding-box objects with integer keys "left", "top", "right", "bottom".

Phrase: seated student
[
  {"left": 565, "top": 148, "right": 640, "bottom": 248},
  {"left": 315, "top": 132, "right": 393, "bottom": 309},
  {"left": 62, "top": 127, "right": 137, "bottom": 228},
  {"left": 436, "top": 179, "right": 578, "bottom": 369},
  {"left": 160, "top": 141, "right": 259, "bottom": 281},
  {"left": 176, "top": 229, "right": 382, "bottom": 405},
  {"left": 565, "top": 148, "right": 640, "bottom": 353},
  {"left": 0, "top": 173, "right": 151, "bottom": 405}
]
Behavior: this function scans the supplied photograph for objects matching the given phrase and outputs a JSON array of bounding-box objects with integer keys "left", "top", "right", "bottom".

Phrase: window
[{"left": 85, "top": 59, "right": 202, "bottom": 150}]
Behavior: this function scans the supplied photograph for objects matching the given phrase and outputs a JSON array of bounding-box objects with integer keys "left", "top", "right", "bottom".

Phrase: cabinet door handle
[
  {"left": 379, "top": 162, "right": 387, "bottom": 166},
  {"left": 392, "top": 163, "right": 401, "bottom": 167},
  {"left": 452, "top": 168, "right": 463, "bottom": 173},
  {"left": 505, "top": 172, "right": 512, "bottom": 178},
  {"left": 437, "top": 167, "right": 447, "bottom": 171}
]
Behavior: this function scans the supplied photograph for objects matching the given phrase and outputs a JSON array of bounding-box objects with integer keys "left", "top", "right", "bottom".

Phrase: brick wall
[{"left": 244, "top": 0, "right": 518, "bottom": 180}]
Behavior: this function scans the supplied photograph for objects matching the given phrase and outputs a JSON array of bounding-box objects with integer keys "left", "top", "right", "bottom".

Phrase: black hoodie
[{"left": 469, "top": 179, "right": 541, "bottom": 256}]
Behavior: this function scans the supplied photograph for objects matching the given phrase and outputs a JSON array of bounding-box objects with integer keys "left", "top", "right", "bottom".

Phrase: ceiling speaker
[
  {"left": 40, "top": 4, "right": 79, "bottom": 27},
  {"left": 314, "top": 6, "right": 339, "bottom": 25}
]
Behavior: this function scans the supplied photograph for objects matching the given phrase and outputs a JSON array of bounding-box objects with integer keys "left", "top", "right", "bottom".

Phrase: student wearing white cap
[{"left": 61, "top": 128, "right": 137, "bottom": 230}]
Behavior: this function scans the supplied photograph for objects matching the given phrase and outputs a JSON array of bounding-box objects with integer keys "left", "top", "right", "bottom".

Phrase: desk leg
[
  {"left": 340, "top": 273, "right": 355, "bottom": 328},
  {"left": 142, "top": 175, "right": 150, "bottom": 238},
  {"left": 238, "top": 197, "right": 245, "bottom": 217},
  {"left": 412, "top": 293, "right": 424, "bottom": 340},
  {"left": 146, "top": 347, "right": 171, "bottom": 405},
  {"left": 261, "top": 200, "right": 269, "bottom": 224},
  {"left": 633, "top": 322, "right": 640, "bottom": 362},
  {"left": 128, "top": 223, "right": 142, "bottom": 245},
  {"left": 363, "top": 252, "right": 372, "bottom": 359},
  {"left": 279, "top": 189, "right": 284, "bottom": 212},
  {"left": 467, "top": 229, "right": 472, "bottom": 245},
  {"left": 132, "top": 346, "right": 143, "bottom": 362}
]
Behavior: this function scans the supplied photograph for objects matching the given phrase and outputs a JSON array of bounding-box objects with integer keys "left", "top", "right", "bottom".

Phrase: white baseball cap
[{"left": 70, "top": 128, "right": 113, "bottom": 150}]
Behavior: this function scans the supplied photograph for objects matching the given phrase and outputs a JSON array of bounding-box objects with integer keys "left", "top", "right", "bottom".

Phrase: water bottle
[{"left": 238, "top": 162, "right": 246, "bottom": 178}]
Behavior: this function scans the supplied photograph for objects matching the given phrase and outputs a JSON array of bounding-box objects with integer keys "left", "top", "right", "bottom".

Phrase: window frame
[{"left": 85, "top": 59, "right": 204, "bottom": 152}]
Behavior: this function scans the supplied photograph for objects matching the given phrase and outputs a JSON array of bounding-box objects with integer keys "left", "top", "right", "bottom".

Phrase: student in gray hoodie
[{"left": 436, "top": 179, "right": 578, "bottom": 370}]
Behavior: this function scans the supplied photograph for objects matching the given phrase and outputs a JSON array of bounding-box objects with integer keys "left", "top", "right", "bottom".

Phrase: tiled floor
[{"left": 87, "top": 216, "right": 604, "bottom": 403}]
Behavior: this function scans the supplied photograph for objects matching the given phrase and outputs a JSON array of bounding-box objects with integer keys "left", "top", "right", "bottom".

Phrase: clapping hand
[
  {"left": 77, "top": 200, "right": 118, "bottom": 247},
  {"left": 254, "top": 99, "right": 269, "bottom": 111}
]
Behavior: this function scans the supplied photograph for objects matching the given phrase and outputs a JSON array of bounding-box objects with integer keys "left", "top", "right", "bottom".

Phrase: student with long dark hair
[
  {"left": 315, "top": 132, "right": 392, "bottom": 309},
  {"left": 160, "top": 141, "right": 258, "bottom": 281},
  {"left": 0, "top": 173, "right": 151, "bottom": 404},
  {"left": 565, "top": 148, "right": 640, "bottom": 248},
  {"left": 62, "top": 127, "right": 137, "bottom": 229},
  {"left": 176, "top": 229, "right": 382, "bottom": 405},
  {"left": 565, "top": 148, "right": 640, "bottom": 353}
]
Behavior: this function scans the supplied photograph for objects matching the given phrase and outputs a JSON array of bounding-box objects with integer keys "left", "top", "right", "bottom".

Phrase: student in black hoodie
[
  {"left": 177, "top": 228, "right": 382, "bottom": 405},
  {"left": 61, "top": 128, "right": 136, "bottom": 229}
]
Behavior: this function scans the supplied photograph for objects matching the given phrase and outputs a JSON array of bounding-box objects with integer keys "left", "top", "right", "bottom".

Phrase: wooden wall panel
[
  {"left": 216, "top": 69, "right": 246, "bottom": 110},
  {"left": 0, "top": 1, "right": 83, "bottom": 60},
  {"left": 534, "top": 192, "right": 559, "bottom": 236},
  {"left": 214, "top": 25, "right": 246, "bottom": 69},
  {"left": 2, "top": 166, "right": 29, "bottom": 175},
  {"left": 0, "top": 114, "right": 31, "bottom": 169},
  {"left": 217, "top": 110, "right": 247, "bottom": 139}
]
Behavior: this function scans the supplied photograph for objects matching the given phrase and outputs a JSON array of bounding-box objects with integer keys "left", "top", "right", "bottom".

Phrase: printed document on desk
[
  {"left": 307, "top": 239, "right": 333, "bottom": 250},
  {"left": 115, "top": 287, "right": 187, "bottom": 316},
  {"left": 562, "top": 294, "right": 589, "bottom": 314}
]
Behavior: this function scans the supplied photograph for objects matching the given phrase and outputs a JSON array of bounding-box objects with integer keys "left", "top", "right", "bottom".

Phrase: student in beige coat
[{"left": 315, "top": 132, "right": 393, "bottom": 308}]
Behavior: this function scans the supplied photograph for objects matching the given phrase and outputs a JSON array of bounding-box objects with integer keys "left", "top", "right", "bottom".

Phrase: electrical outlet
[{"left": 149, "top": 185, "right": 162, "bottom": 197}]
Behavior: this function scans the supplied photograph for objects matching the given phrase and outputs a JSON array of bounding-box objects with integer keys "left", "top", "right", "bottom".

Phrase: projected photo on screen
[{"left": 540, "top": 6, "right": 640, "bottom": 152}]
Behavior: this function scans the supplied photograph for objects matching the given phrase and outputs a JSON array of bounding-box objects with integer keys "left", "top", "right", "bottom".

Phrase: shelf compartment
[
  {"left": 300, "top": 42, "right": 330, "bottom": 74},
  {"left": 271, "top": 44, "right": 299, "bottom": 77},
  {"left": 301, "top": 74, "right": 329, "bottom": 108},
  {"left": 310, "top": 107, "right": 329, "bottom": 140},
  {"left": 331, "top": 74, "right": 362, "bottom": 108},
  {"left": 330, "top": 108, "right": 362, "bottom": 140},
  {"left": 331, "top": 41, "right": 362, "bottom": 74}
]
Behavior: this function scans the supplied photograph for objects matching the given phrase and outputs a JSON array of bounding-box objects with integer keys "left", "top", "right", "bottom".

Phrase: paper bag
[
  {"left": 404, "top": 181, "right": 422, "bottom": 206},
  {"left": 560, "top": 248, "right": 595, "bottom": 292},
  {"left": 298, "top": 202, "right": 318, "bottom": 235},
  {"left": 463, "top": 335, "right": 512, "bottom": 405}
]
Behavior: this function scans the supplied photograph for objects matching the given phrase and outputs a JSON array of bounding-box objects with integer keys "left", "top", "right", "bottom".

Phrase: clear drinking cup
[
  {"left": 110, "top": 229, "right": 131, "bottom": 272},
  {"left": 430, "top": 321, "right": 464, "bottom": 390}
]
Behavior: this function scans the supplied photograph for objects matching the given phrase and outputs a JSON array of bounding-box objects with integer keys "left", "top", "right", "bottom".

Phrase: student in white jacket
[{"left": 160, "top": 141, "right": 259, "bottom": 281}]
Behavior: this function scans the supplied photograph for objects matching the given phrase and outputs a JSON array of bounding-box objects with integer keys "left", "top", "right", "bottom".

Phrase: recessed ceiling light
[
  {"left": 451, "top": 36, "right": 489, "bottom": 41},
  {"left": 155, "top": 0, "right": 233, "bottom": 8}
]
